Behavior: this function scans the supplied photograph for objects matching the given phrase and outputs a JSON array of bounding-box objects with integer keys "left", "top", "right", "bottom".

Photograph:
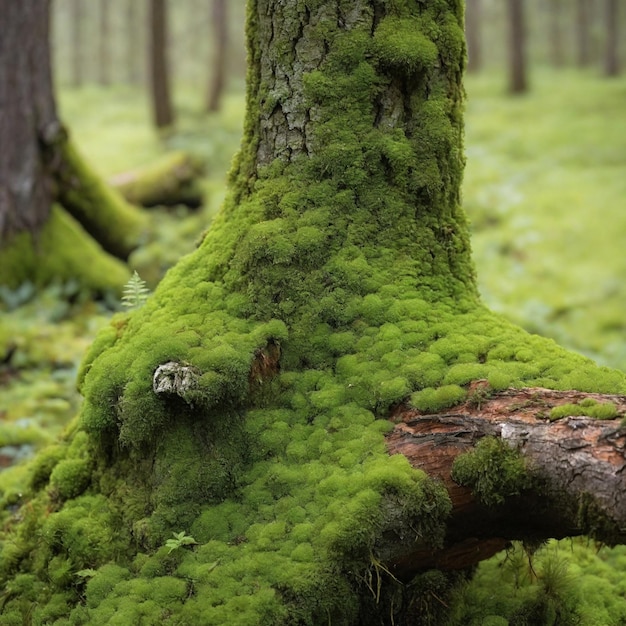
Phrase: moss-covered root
[
  {"left": 55, "top": 137, "right": 148, "bottom": 261},
  {"left": 0, "top": 205, "right": 130, "bottom": 292},
  {"left": 109, "top": 151, "right": 205, "bottom": 209}
]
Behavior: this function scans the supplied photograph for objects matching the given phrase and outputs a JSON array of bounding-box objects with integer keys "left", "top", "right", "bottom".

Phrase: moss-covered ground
[{"left": 1, "top": 67, "right": 626, "bottom": 623}]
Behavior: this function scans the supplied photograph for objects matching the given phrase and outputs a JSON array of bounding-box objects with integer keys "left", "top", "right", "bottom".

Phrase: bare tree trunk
[
  {"left": 576, "top": 0, "right": 591, "bottom": 67},
  {"left": 548, "top": 0, "right": 564, "bottom": 67},
  {"left": 465, "top": 0, "right": 482, "bottom": 73},
  {"left": 206, "top": 0, "right": 228, "bottom": 112},
  {"left": 604, "top": 0, "right": 620, "bottom": 76},
  {"left": 507, "top": 0, "right": 528, "bottom": 93},
  {"left": 149, "top": 0, "right": 174, "bottom": 127},
  {"left": 126, "top": 0, "right": 141, "bottom": 85},
  {"left": 70, "top": 0, "right": 83, "bottom": 87},
  {"left": 98, "top": 0, "right": 110, "bottom": 86}
]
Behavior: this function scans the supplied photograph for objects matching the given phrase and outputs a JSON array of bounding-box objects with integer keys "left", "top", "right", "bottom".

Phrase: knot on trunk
[{"left": 153, "top": 361, "right": 200, "bottom": 397}]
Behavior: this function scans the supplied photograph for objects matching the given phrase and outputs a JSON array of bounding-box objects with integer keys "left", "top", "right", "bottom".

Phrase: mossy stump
[{"left": 1, "top": 2, "right": 625, "bottom": 625}]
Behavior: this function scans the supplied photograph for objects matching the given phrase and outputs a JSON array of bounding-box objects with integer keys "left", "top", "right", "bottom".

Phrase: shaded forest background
[{"left": 1, "top": 0, "right": 626, "bottom": 622}]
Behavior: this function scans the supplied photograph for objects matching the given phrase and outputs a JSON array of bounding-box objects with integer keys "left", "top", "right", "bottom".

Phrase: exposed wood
[{"left": 385, "top": 384, "right": 626, "bottom": 579}]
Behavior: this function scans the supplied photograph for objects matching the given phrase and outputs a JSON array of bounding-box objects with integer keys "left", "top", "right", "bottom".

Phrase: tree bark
[
  {"left": 604, "top": 0, "right": 620, "bottom": 76},
  {"left": 149, "top": 0, "right": 174, "bottom": 128},
  {"left": 0, "top": 0, "right": 145, "bottom": 290},
  {"left": 206, "top": 0, "right": 228, "bottom": 112},
  {"left": 508, "top": 0, "right": 528, "bottom": 93},
  {"left": 465, "top": 0, "right": 482, "bottom": 73},
  {"left": 0, "top": 0, "right": 59, "bottom": 241},
  {"left": 386, "top": 385, "right": 626, "bottom": 577}
]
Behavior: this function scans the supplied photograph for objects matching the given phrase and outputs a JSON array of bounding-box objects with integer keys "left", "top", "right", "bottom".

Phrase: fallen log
[
  {"left": 385, "top": 383, "right": 626, "bottom": 579},
  {"left": 110, "top": 151, "right": 205, "bottom": 209}
]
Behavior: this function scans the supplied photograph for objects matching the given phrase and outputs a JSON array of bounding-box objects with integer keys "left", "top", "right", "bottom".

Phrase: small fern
[
  {"left": 121, "top": 271, "right": 150, "bottom": 309},
  {"left": 165, "top": 531, "right": 197, "bottom": 554}
]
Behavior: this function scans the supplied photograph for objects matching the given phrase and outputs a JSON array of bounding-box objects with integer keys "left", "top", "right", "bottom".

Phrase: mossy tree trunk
[
  {"left": 2, "top": 1, "right": 626, "bottom": 624},
  {"left": 0, "top": 0, "right": 145, "bottom": 291}
]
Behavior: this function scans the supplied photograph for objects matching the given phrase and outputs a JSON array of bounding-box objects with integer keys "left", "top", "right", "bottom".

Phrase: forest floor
[{"left": 1, "top": 68, "right": 626, "bottom": 622}]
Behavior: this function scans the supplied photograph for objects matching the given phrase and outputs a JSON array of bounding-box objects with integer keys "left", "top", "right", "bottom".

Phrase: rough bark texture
[
  {"left": 0, "top": 0, "right": 58, "bottom": 242},
  {"left": 149, "top": 0, "right": 174, "bottom": 128},
  {"left": 386, "top": 384, "right": 626, "bottom": 577}
]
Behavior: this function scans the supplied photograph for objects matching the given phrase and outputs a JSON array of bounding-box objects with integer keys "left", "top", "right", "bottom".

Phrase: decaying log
[
  {"left": 385, "top": 384, "right": 626, "bottom": 579},
  {"left": 110, "top": 151, "right": 204, "bottom": 209}
]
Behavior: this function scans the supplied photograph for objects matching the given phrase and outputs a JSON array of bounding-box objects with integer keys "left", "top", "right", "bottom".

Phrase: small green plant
[
  {"left": 451, "top": 436, "right": 532, "bottom": 506},
  {"left": 121, "top": 271, "right": 150, "bottom": 309},
  {"left": 165, "top": 531, "right": 197, "bottom": 554}
]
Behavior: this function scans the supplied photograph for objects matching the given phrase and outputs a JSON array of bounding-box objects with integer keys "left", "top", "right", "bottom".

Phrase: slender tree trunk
[
  {"left": 548, "top": 0, "right": 564, "bottom": 67},
  {"left": 70, "top": 0, "right": 83, "bottom": 87},
  {"left": 465, "top": 0, "right": 482, "bottom": 73},
  {"left": 508, "top": 0, "right": 528, "bottom": 93},
  {"left": 98, "top": 0, "right": 110, "bottom": 86},
  {"left": 126, "top": 0, "right": 141, "bottom": 85},
  {"left": 206, "top": 0, "right": 228, "bottom": 111},
  {"left": 604, "top": 0, "right": 620, "bottom": 76},
  {"left": 577, "top": 0, "right": 591, "bottom": 67},
  {"left": 149, "top": 0, "right": 174, "bottom": 128}
]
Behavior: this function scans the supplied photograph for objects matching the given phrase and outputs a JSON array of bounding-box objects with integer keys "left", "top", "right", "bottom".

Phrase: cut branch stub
[{"left": 153, "top": 361, "right": 200, "bottom": 398}]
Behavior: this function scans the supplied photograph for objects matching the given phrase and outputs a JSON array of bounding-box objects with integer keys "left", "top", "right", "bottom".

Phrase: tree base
[{"left": 0, "top": 206, "right": 130, "bottom": 292}]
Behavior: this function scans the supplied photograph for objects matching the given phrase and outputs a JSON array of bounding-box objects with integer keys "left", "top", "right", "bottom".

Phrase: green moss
[
  {"left": 410, "top": 384, "right": 467, "bottom": 413},
  {"left": 4, "top": 2, "right": 626, "bottom": 624},
  {"left": 452, "top": 437, "right": 533, "bottom": 506},
  {"left": 30, "top": 444, "right": 65, "bottom": 490},
  {"left": 48, "top": 458, "right": 93, "bottom": 500},
  {"left": 373, "top": 17, "right": 439, "bottom": 74},
  {"left": 549, "top": 400, "right": 619, "bottom": 421},
  {"left": 0, "top": 206, "right": 130, "bottom": 292},
  {"left": 57, "top": 137, "right": 148, "bottom": 260}
]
